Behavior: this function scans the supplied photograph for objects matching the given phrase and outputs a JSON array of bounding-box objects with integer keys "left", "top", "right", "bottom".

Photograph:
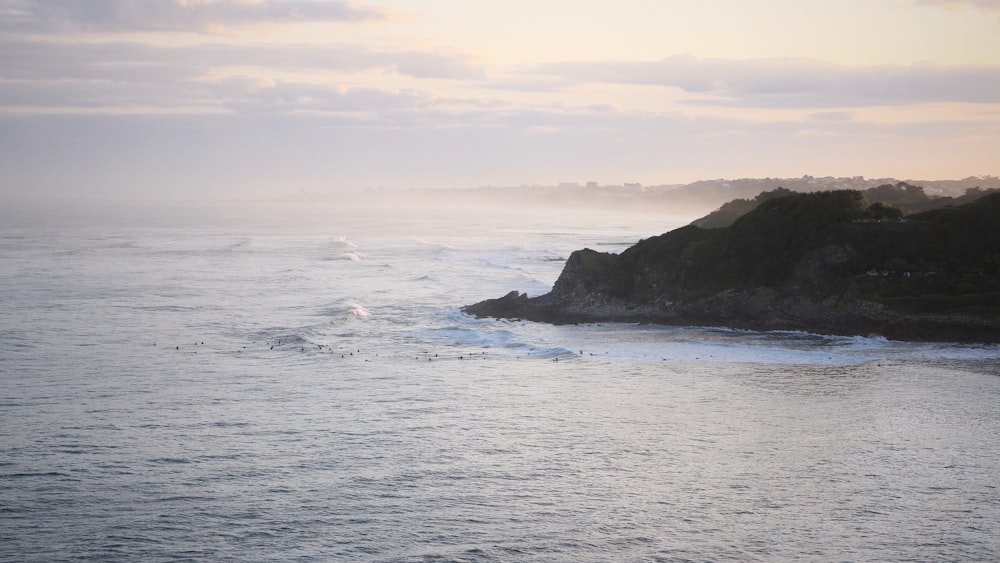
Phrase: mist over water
[{"left": 2, "top": 200, "right": 999, "bottom": 561}]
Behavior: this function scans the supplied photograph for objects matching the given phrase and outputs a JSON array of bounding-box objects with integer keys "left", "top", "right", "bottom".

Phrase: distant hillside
[
  {"left": 277, "top": 175, "right": 1000, "bottom": 218},
  {"left": 465, "top": 190, "right": 1000, "bottom": 342},
  {"left": 691, "top": 182, "right": 999, "bottom": 229},
  {"left": 663, "top": 175, "right": 1000, "bottom": 211}
]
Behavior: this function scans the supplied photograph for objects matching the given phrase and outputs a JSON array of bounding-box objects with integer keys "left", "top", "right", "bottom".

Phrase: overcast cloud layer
[
  {"left": 0, "top": 0, "right": 391, "bottom": 33},
  {"left": 1, "top": 0, "right": 998, "bottom": 202},
  {"left": 532, "top": 57, "right": 1000, "bottom": 107}
]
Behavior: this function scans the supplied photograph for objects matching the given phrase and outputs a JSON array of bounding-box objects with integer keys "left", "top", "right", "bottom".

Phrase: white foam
[
  {"left": 348, "top": 303, "right": 371, "bottom": 318},
  {"left": 317, "top": 301, "right": 372, "bottom": 319},
  {"left": 333, "top": 236, "right": 358, "bottom": 249},
  {"left": 470, "top": 322, "right": 886, "bottom": 365},
  {"left": 419, "top": 327, "right": 518, "bottom": 348}
]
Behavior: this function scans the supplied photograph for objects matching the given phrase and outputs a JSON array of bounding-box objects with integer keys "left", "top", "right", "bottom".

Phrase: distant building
[{"left": 624, "top": 182, "right": 642, "bottom": 190}]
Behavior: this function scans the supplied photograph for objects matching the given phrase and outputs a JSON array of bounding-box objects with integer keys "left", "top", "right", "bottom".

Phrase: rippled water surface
[{"left": 2, "top": 202, "right": 999, "bottom": 561}]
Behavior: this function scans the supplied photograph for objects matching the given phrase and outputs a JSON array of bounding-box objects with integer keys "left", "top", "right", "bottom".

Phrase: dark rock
[{"left": 464, "top": 190, "right": 1000, "bottom": 343}]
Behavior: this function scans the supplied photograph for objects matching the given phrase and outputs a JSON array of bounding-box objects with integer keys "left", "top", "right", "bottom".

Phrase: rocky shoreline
[
  {"left": 463, "top": 286, "right": 1000, "bottom": 343},
  {"left": 464, "top": 190, "right": 1000, "bottom": 344}
]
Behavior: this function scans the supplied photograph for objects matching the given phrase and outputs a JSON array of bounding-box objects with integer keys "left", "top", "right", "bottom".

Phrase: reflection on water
[{"left": 1, "top": 202, "right": 998, "bottom": 560}]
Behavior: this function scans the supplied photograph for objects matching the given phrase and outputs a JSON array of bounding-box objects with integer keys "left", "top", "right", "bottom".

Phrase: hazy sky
[{"left": 2, "top": 0, "right": 999, "bottom": 201}]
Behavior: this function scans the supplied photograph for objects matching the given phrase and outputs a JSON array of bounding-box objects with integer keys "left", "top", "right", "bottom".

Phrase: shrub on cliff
[{"left": 568, "top": 190, "right": 1000, "bottom": 309}]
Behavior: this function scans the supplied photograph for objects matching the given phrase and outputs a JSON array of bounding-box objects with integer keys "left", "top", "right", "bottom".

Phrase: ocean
[{"left": 2, "top": 199, "right": 999, "bottom": 561}]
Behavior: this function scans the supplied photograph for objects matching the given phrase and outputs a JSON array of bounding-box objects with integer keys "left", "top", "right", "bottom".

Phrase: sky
[{"left": 1, "top": 0, "right": 999, "bottom": 202}]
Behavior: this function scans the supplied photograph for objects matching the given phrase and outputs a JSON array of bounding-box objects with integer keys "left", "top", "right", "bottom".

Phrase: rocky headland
[{"left": 464, "top": 189, "right": 1000, "bottom": 343}]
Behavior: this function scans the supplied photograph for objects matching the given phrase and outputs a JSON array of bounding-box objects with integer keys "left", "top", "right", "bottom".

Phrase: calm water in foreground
[{"left": 2, "top": 201, "right": 999, "bottom": 561}]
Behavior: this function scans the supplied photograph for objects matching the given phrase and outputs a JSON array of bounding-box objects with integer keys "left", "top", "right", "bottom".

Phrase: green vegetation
[
  {"left": 584, "top": 190, "right": 1000, "bottom": 316},
  {"left": 467, "top": 188, "right": 1000, "bottom": 340},
  {"left": 690, "top": 187, "right": 795, "bottom": 229},
  {"left": 691, "top": 182, "right": 998, "bottom": 229}
]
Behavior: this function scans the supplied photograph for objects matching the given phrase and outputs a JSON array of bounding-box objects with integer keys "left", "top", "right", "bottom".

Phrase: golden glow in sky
[
  {"left": 1, "top": 0, "right": 998, "bottom": 200},
  {"left": 363, "top": 0, "right": 1000, "bottom": 65}
]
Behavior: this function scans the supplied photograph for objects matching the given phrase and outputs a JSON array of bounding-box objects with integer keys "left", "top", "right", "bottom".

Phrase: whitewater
[{"left": 1, "top": 200, "right": 999, "bottom": 561}]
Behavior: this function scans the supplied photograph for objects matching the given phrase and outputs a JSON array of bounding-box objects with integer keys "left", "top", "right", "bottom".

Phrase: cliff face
[{"left": 464, "top": 191, "right": 1000, "bottom": 342}]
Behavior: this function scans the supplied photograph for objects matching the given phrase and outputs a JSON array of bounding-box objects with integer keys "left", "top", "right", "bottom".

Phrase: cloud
[
  {"left": 219, "top": 80, "right": 434, "bottom": 118},
  {"left": 914, "top": 0, "right": 1000, "bottom": 10},
  {"left": 0, "top": 0, "right": 392, "bottom": 34},
  {"left": 0, "top": 72, "right": 443, "bottom": 122},
  {"left": 0, "top": 34, "right": 486, "bottom": 124},
  {"left": 810, "top": 111, "right": 856, "bottom": 122},
  {"left": 0, "top": 36, "right": 484, "bottom": 85},
  {"left": 529, "top": 56, "right": 1000, "bottom": 107}
]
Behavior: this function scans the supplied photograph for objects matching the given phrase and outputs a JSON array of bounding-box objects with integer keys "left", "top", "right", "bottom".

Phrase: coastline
[
  {"left": 464, "top": 289, "right": 1000, "bottom": 344},
  {"left": 466, "top": 190, "right": 1000, "bottom": 345}
]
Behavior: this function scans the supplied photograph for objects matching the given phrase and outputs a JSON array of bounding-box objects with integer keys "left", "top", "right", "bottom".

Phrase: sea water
[{"left": 1, "top": 200, "right": 999, "bottom": 561}]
